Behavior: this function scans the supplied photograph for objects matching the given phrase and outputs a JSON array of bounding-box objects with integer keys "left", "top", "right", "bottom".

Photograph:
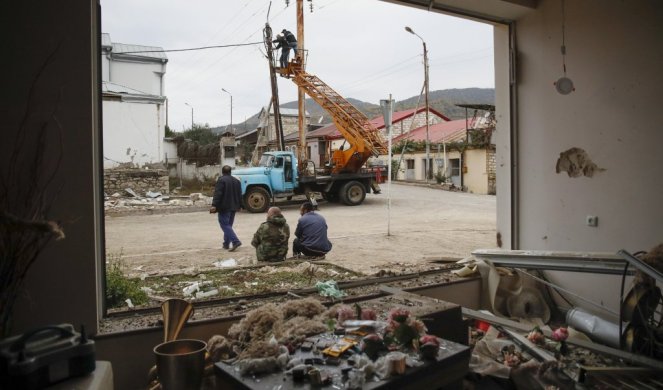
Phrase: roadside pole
[{"left": 380, "top": 95, "right": 394, "bottom": 236}]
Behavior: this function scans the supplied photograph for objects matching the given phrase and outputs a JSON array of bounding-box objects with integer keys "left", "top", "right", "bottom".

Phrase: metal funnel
[{"left": 161, "top": 299, "right": 194, "bottom": 342}]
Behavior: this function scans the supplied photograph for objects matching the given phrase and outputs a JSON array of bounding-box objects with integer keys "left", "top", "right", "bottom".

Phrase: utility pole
[
  {"left": 297, "top": 0, "right": 306, "bottom": 167},
  {"left": 264, "top": 24, "right": 285, "bottom": 150}
]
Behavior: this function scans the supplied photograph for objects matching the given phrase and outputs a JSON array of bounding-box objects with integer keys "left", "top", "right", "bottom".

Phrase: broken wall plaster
[{"left": 555, "top": 147, "right": 605, "bottom": 178}]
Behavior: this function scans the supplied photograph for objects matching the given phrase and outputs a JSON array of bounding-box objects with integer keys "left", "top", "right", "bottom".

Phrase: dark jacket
[
  {"left": 283, "top": 30, "right": 297, "bottom": 45},
  {"left": 294, "top": 211, "right": 332, "bottom": 252},
  {"left": 273, "top": 36, "right": 289, "bottom": 50},
  {"left": 212, "top": 174, "right": 242, "bottom": 212},
  {"left": 251, "top": 215, "right": 290, "bottom": 261}
]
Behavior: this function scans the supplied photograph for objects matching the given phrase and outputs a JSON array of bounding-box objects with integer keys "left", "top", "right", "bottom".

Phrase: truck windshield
[{"left": 258, "top": 155, "right": 274, "bottom": 167}]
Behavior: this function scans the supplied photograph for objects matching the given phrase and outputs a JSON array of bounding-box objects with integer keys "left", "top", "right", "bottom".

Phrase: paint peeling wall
[
  {"left": 102, "top": 99, "right": 165, "bottom": 168},
  {"left": 512, "top": 0, "right": 663, "bottom": 313}
]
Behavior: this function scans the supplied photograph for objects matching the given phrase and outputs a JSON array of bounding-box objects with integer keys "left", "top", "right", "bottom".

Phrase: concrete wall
[
  {"left": 3, "top": 0, "right": 100, "bottom": 340},
  {"left": 102, "top": 99, "right": 165, "bottom": 168},
  {"left": 109, "top": 59, "right": 165, "bottom": 96},
  {"left": 507, "top": 0, "right": 663, "bottom": 315}
]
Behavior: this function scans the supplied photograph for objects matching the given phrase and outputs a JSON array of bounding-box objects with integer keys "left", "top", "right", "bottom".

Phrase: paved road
[{"left": 104, "top": 183, "right": 496, "bottom": 276}]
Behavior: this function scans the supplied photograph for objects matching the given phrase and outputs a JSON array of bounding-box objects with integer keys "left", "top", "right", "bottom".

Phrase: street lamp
[
  {"left": 184, "top": 102, "right": 194, "bottom": 128},
  {"left": 221, "top": 88, "right": 233, "bottom": 134},
  {"left": 405, "top": 26, "right": 430, "bottom": 183}
]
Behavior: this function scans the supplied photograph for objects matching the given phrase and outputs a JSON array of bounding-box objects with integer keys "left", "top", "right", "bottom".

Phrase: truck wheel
[
  {"left": 339, "top": 181, "right": 366, "bottom": 206},
  {"left": 244, "top": 187, "right": 270, "bottom": 213}
]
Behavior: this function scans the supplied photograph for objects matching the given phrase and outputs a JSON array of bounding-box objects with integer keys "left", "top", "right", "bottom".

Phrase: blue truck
[{"left": 232, "top": 151, "right": 385, "bottom": 213}]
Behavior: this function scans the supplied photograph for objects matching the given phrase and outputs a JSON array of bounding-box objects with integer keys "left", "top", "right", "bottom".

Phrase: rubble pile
[{"left": 104, "top": 190, "right": 212, "bottom": 214}]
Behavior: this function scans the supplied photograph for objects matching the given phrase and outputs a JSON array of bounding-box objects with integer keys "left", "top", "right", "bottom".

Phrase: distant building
[
  {"left": 101, "top": 33, "right": 168, "bottom": 168},
  {"left": 236, "top": 106, "right": 312, "bottom": 164},
  {"left": 304, "top": 107, "right": 450, "bottom": 169},
  {"left": 386, "top": 106, "right": 496, "bottom": 194}
]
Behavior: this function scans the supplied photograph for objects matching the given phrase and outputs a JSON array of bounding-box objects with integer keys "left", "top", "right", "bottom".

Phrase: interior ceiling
[{"left": 380, "top": 0, "right": 538, "bottom": 24}]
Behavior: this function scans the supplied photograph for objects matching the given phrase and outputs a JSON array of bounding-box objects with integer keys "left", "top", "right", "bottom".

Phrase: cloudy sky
[{"left": 101, "top": 0, "right": 494, "bottom": 131}]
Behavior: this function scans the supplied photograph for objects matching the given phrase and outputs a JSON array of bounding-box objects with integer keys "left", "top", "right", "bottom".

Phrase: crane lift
[{"left": 232, "top": 22, "right": 388, "bottom": 213}]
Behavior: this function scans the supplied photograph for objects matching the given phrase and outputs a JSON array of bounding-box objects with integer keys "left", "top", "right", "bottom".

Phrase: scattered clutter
[
  {"left": 203, "top": 297, "right": 469, "bottom": 388},
  {"left": 104, "top": 189, "right": 212, "bottom": 214}
]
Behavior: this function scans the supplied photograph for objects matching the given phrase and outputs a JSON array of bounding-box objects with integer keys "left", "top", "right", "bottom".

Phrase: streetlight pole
[
  {"left": 405, "top": 26, "right": 430, "bottom": 183},
  {"left": 221, "top": 88, "right": 233, "bottom": 134},
  {"left": 184, "top": 102, "right": 194, "bottom": 128}
]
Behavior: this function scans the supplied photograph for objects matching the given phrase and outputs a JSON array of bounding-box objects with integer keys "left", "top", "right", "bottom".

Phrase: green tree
[{"left": 183, "top": 123, "right": 218, "bottom": 145}]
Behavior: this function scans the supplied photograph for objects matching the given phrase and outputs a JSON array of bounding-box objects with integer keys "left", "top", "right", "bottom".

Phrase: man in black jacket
[
  {"left": 210, "top": 165, "right": 243, "bottom": 251},
  {"left": 282, "top": 29, "right": 297, "bottom": 57}
]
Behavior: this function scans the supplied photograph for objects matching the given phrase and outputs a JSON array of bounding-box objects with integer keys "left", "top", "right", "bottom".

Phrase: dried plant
[{"left": 0, "top": 48, "right": 65, "bottom": 336}]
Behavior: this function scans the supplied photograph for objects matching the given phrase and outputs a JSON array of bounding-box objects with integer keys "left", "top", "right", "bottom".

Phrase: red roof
[
  {"left": 306, "top": 107, "right": 451, "bottom": 140},
  {"left": 392, "top": 118, "right": 474, "bottom": 144}
]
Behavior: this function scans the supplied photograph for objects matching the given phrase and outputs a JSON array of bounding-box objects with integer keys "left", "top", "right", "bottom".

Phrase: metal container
[
  {"left": 566, "top": 308, "right": 621, "bottom": 348},
  {"left": 154, "top": 339, "right": 206, "bottom": 390}
]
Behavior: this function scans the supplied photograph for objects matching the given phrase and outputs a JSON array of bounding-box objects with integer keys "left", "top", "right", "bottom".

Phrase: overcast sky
[{"left": 101, "top": 0, "right": 494, "bottom": 131}]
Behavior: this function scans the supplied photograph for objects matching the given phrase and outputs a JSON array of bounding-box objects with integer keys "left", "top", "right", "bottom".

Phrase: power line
[{"left": 115, "top": 41, "right": 263, "bottom": 55}]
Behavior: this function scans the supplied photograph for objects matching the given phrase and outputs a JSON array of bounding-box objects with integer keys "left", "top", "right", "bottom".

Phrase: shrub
[
  {"left": 435, "top": 171, "right": 446, "bottom": 184},
  {"left": 106, "top": 252, "right": 148, "bottom": 308}
]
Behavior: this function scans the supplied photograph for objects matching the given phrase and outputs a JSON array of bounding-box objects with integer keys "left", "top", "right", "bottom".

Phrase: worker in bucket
[{"left": 273, "top": 33, "right": 291, "bottom": 69}]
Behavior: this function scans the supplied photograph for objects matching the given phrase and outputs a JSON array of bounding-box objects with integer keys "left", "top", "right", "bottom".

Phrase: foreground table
[{"left": 213, "top": 338, "right": 469, "bottom": 390}]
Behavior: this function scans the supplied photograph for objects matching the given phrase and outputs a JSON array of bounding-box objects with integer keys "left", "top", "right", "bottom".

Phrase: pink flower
[
  {"left": 360, "top": 308, "right": 377, "bottom": 321},
  {"left": 389, "top": 308, "right": 410, "bottom": 323},
  {"left": 552, "top": 327, "right": 568, "bottom": 341},
  {"left": 527, "top": 329, "right": 545, "bottom": 345},
  {"left": 419, "top": 335, "right": 439, "bottom": 347},
  {"left": 337, "top": 306, "right": 355, "bottom": 323}
]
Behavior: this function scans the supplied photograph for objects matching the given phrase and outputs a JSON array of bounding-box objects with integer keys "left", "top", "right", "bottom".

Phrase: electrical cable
[{"left": 115, "top": 41, "right": 263, "bottom": 55}]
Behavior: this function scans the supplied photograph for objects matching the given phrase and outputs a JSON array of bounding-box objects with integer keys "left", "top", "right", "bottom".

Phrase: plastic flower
[
  {"left": 527, "top": 327, "right": 545, "bottom": 345},
  {"left": 336, "top": 306, "right": 356, "bottom": 323},
  {"left": 551, "top": 327, "right": 568, "bottom": 342},
  {"left": 388, "top": 308, "right": 410, "bottom": 323},
  {"left": 360, "top": 308, "right": 377, "bottom": 321}
]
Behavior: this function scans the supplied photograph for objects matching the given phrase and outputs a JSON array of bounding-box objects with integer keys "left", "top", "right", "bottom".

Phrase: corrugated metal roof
[
  {"left": 392, "top": 118, "right": 472, "bottom": 144},
  {"left": 112, "top": 42, "right": 168, "bottom": 61},
  {"left": 306, "top": 108, "right": 451, "bottom": 140}
]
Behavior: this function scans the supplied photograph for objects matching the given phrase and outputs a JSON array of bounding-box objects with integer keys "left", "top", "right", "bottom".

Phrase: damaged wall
[
  {"left": 104, "top": 169, "right": 169, "bottom": 196},
  {"left": 510, "top": 0, "right": 663, "bottom": 314}
]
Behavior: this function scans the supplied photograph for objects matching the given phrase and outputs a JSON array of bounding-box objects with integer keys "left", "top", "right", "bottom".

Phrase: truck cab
[{"left": 232, "top": 151, "right": 299, "bottom": 213}]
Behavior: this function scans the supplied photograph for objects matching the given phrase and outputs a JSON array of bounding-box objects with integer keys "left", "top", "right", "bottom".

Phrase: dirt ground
[{"left": 104, "top": 182, "right": 497, "bottom": 277}]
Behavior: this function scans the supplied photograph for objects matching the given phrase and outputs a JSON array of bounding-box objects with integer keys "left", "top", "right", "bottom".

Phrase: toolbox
[{"left": 0, "top": 324, "right": 95, "bottom": 389}]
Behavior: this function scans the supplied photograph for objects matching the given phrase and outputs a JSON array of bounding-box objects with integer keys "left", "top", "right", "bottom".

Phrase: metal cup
[{"left": 154, "top": 339, "right": 207, "bottom": 390}]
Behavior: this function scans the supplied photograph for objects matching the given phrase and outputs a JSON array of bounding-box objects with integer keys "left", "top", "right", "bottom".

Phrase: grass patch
[{"left": 105, "top": 251, "right": 148, "bottom": 308}]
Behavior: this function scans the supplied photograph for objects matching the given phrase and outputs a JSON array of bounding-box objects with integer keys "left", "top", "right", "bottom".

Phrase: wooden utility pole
[
  {"left": 264, "top": 23, "right": 285, "bottom": 150},
  {"left": 297, "top": 0, "right": 306, "bottom": 167}
]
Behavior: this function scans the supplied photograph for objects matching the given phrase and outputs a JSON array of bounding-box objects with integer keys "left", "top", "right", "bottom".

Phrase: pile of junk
[{"left": 455, "top": 244, "right": 663, "bottom": 389}]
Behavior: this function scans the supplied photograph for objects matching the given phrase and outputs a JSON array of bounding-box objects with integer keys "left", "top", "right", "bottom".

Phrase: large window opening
[{"left": 99, "top": 0, "right": 505, "bottom": 331}]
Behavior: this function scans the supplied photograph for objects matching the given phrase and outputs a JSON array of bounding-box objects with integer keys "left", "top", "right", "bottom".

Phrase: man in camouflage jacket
[{"left": 251, "top": 207, "right": 290, "bottom": 262}]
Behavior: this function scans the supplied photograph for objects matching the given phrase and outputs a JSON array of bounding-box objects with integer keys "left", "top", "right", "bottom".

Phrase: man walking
[
  {"left": 210, "top": 165, "right": 242, "bottom": 251},
  {"left": 251, "top": 207, "right": 290, "bottom": 262},
  {"left": 293, "top": 202, "right": 332, "bottom": 258}
]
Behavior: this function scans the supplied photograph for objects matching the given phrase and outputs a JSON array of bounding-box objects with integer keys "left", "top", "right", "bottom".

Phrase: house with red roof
[
  {"left": 385, "top": 108, "right": 496, "bottom": 195},
  {"left": 299, "top": 107, "right": 450, "bottom": 168}
]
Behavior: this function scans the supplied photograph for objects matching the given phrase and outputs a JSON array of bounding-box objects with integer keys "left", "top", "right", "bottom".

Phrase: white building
[{"left": 101, "top": 33, "right": 167, "bottom": 168}]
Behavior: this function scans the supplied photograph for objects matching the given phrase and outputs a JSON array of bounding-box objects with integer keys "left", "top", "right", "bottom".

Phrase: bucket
[{"left": 154, "top": 339, "right": 207, "bottom": 390}]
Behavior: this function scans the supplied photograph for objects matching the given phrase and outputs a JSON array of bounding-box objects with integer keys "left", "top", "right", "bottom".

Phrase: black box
[{"left": 0, "top": 324, "right": 95, "bottom": 389}]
